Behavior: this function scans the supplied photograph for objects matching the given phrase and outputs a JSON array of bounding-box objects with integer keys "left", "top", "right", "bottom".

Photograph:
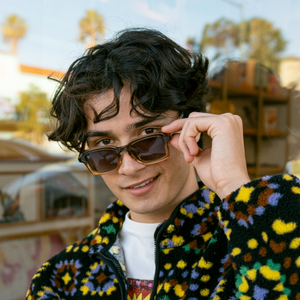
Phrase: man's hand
[{"left": 162, "top": 112, "right": 251, "bottom": 199}]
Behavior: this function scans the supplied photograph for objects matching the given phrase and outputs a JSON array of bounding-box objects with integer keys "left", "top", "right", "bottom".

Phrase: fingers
[{"left": 162, "top": 112, "right": 244, "bottom": 162}]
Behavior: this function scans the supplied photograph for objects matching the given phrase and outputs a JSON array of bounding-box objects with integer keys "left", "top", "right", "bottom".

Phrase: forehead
[{"left": 84, "top": 84, "right": 171, "bottom": 125}]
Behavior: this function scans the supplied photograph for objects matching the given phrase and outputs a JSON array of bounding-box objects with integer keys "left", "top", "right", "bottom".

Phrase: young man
[{"left": 26, "top": 29, "right": 300, "bottom": 300}]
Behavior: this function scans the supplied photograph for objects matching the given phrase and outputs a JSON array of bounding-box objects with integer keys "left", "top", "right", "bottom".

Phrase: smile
[{"left": 130, "top": 177, "right": 156, "bottom": 189}]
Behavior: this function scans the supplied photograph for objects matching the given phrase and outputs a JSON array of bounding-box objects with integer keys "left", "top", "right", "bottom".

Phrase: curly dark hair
[{"left": 48, "top": 28, "right": 209, "bottom": 152}]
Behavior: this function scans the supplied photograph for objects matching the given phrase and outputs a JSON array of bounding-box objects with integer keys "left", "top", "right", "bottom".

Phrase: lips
[{"left": 124, "top": 176, "right": 158, "bottom": 189}]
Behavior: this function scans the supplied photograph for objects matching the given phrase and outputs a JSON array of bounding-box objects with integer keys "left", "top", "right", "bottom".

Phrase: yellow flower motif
[
  {"left": 276, "top": 295, "right": 289, "bottom": 300},
  {"left": 209, "top": 191, "right": 215, "bottom": 203},
  {"left": 201, "top": 275, "right": 210, "bottom": 282},
  {"left": 240, "top": 296, "right": 251, "bottom": 300},
  {"left": 198, "top": 257, "right": 213, "bottom": 269},
  {"left": 296, "top": 256, "right": 300, "bottom": 267},
  {"left": 100, "top": 213, "right": 111, "bottom": 224},
  {"left": 248, "top": 239, "right": 258, "bottom": 249},
  {"left": 164, "top": 282, "right": 171, "bottom": 292},
  {"left": 82, "top": 245, "right": 89, "bottom": 252},
  {"left": 172, "top": 235, "right": 185, "bottom": 247},
  {"left": 80, "top": 285, "right": 89, "bottom": 295},
  {"left": 290, "top": 238, "right": 300, "bottom": 249},
  {"left": 180, "top": 207, "right": 187, "bottom": 215},
  {"left": 219, "top": 279, "right": 226, "bottom": 285},
  {"left": 32, "top": 273, "right": 41, "bottom": 279},
  {"left": 177, "top": 260, "right": 187, "bottom": 269},
  {"left": 203, "top": 232, "right": 213, "bottom": 242},
  {"left": 236, "top": 186, "right": 255, "bottom": 203},
  {"left": 283, "top": 174, "right": 293, "bottom": 181},
  {"left": 160, "top": 238, "right": 169, "bottom": 247},
  {"left": 112, "top": 217, "right": 119, "bottom": 223},
  {"left": 226, "top": 229, "right": 232, "bottom": 240},
  {"left": 82, "top": 277, "right": 89, "bottom": 284},
  {"left": 62, "top": 272, "right": 72, "bottom": 285},
  {"left": 164, "top": 263, "right": 172, "bottom": 270},
  {"left": 238, "top": 276, "right": 249, "bottom": 293},
  {"left": 272, "top": 219, "right": 297, "bottom": 235},
  {"left": 163, "top": 248, "right": 173, "bottom": 254},
  {"left": 90, "top": 228, "right": 98, "bottom": 236},
  {"left": 292, "top": 186, "right": 300, "bottom": 194},
  {"left": 106, "top": 286, "right": 117, "bottom": 295},
  {"left": 231, "top": 248, "right": 241, "bottom": 256},
  {"left": 262, "top": 232, "right": 268, "bottom": 243},
  {"left": 187, "top": 212, "right": 194, "bottom": 218},
  {"left": 197, "top": 207, "right": 205, "bottom": 215},
  {"left": 66, "top": 245, "right": 73, "bottom": 252},
  {"left": 259, "top": 266, "right": 280, "bottom": 280},
  {"left": 157, "top": 283, "right": 163, "bottom": 293},
  {"left": 91, "top": 262, "right": 98, "bottom": 270},
  {"left": 246, "top": 269, "right": 257, "bottom": 281},
  {"left": 167, "top": 224, "right": 175, "bottom": 233},
  {"left": 174, "top": 284, "right": 185, "bottom": 297},
  {"left": 200, "top": 289, "right": 210, "bottom": 296},
  {"left": 273, "top": 283, "right": 284, "bottom": 291},
  {"left": 93, "top": 235, "right": 102, "bottom": 244},
  {"left": 103, "top": 237, "right": 109, "bottom": 244},
  {"left": 116, "top": 199, "right": 124, "bottom": 206}
]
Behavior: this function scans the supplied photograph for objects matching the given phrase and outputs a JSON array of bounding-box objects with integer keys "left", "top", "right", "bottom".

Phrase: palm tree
[
  {"left": 78, "top": 10, "right": 105, "bottom": 48},
  {"left": 1, "top": 14, "right": 27, "bottom": 53}
]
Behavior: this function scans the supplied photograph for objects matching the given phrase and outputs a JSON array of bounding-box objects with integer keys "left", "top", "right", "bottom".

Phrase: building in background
[
  {"left": 0, "top": 50, "right": 65, "bottom": 152},
  {"left": 279, "top": 58, "right": 300, "bottom": 176},
  {"left": 0, "top": 50, "right": 63, "bottom": 107}
]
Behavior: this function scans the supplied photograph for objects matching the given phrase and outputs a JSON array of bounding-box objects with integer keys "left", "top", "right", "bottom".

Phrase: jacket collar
[{"left": 88, "top": 182, "right": 221, "bottom": 257}]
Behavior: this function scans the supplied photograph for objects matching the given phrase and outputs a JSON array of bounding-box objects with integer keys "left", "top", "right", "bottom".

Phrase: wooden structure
[{"left": 206, "top": 72, "right": 291, "bottom": 178}]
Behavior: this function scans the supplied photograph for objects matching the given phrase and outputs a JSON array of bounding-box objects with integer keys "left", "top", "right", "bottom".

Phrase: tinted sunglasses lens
[
  {"left": 85, "top": 149, "right": 119, "bottom": 174},
  {"left": 131, "top": 136, "right": 168, "bottom": 162}
]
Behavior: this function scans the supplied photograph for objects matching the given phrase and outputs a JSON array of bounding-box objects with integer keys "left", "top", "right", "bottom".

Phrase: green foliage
[
  {"left": 78, "top": 10, "right": 105, "bottom": 48},
  {"left": 243, "top": 18, "right": 287, "bottom": 71},
  {"left": 200, "top": 18, "right": 239, "bottom": 56},
  {"left": 16, "top": 84, "right": 50, "bottom": 125},
  {"left": 1, "top": 14, "right": 27, "bottom": 53},
  {"left": 196, "top": 17, "right": 287, "bottom": 71}
]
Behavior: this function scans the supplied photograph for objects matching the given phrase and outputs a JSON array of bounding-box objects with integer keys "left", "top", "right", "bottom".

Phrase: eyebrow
[{"left": 85, "top": 116, "right": 166, "bottom": 139}]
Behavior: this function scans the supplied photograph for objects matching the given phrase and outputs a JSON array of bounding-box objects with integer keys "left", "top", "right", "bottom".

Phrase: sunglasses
[{"left": 78, "top": 133, "right": 174, "bottom": 175}]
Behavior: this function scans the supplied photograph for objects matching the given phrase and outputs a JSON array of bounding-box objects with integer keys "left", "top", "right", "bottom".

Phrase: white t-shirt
[{"left": 119, "top": 212, "right": 160, "bottom": 280}]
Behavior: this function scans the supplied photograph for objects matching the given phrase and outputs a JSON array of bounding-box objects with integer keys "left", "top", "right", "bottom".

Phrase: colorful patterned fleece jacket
[{"left": 26, "top": 174, "right": 300, "bottom": 300}]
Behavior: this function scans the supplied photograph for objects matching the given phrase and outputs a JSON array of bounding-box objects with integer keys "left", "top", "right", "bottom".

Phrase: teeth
[{"left": 131, "top": 178, "right": 154, "bottom": 189}]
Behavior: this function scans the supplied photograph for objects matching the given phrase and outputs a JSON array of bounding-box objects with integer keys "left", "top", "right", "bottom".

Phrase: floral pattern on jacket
[{"left": 26, "top": 174, "right": 300, "bottom": 299}]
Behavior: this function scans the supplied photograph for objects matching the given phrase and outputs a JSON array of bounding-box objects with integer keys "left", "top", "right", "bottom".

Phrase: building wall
[
  {"left": 279, "top": 59, "right": 300, "bottom": 160},
  {"left": 0, "top": 51, "right": 64, "bottom": 104},
  {"left": 0, "top": 51, "right": 20, "bottom": 103}
]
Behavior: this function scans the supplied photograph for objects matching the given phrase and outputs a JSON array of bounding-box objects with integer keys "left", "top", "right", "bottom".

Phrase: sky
[{"left": 0, "top": 0, "right": 300, "bottom": 72}]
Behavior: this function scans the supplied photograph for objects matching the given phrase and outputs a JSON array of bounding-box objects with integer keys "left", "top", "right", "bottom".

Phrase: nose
[{"left": 117, "top": 151, "right": 146, "bottom": 175}]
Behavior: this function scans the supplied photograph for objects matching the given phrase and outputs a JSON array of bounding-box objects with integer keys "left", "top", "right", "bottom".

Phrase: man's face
[{"left": 84, "top": 84, "right": 198, "bottom": 223}]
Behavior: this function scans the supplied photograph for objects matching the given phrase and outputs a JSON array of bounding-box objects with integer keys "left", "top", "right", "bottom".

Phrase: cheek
[
  {"left": 163, "top": 145, "right": 189, "bottom": 174},
  {"left": 168, "top": 145, "right": 185, "bottom": 164},
  {"left": 101, "top": 174, "right": 118, "bottom": 194}
]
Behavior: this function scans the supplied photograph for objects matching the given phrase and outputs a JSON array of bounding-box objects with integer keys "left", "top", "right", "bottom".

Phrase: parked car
[
  {"left": 0, "top": 138, "right": 70, "bottom": 162},
  {"left": 0, "top": 138, "right": 72, "bottom": 190},
  {"left": 0, "top": 158, "right": 116, "bottom": 225}
]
